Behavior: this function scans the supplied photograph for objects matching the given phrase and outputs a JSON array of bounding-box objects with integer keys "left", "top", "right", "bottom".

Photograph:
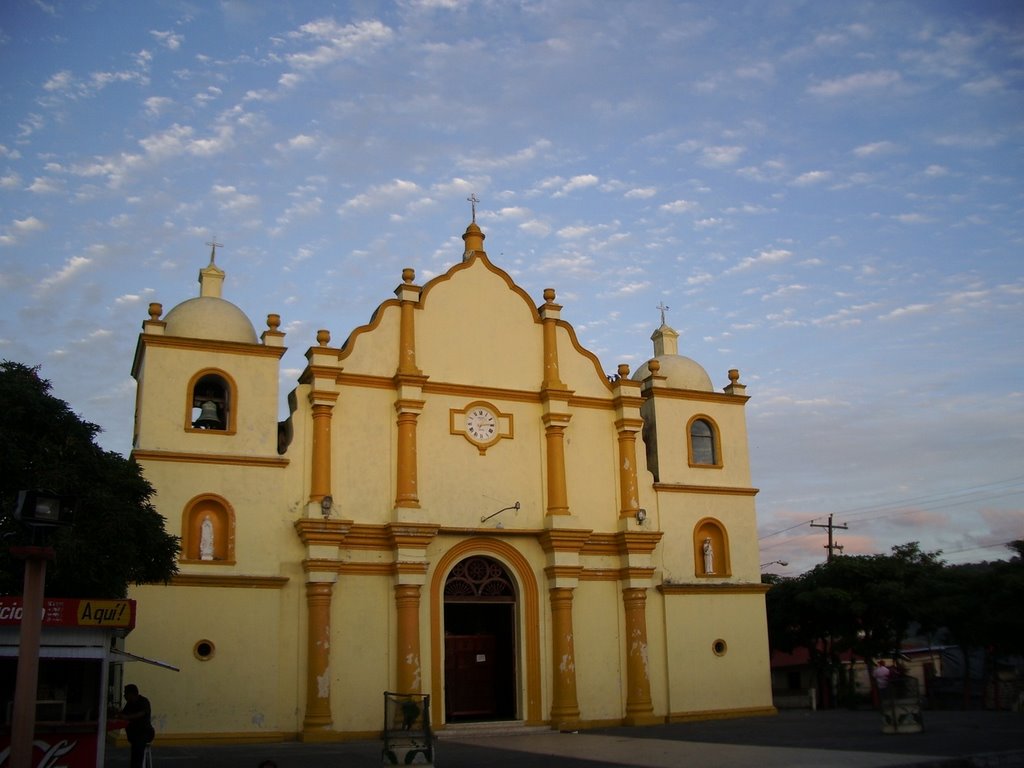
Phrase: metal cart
[{"left": 382, "top": 692, "right": 435, "bottom": 766}]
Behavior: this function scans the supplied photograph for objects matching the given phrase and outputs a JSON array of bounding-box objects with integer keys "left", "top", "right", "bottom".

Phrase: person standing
[{"left": 118, "top": 683, "right": 154, "bottom": 768}]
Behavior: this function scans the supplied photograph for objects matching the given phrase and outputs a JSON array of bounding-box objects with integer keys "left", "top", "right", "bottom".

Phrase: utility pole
[{"left": 810, "top": 513, "right": 848, "bottom": 562}]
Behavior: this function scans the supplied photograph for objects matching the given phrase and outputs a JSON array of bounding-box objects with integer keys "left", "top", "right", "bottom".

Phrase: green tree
[{"left": 0, "top": 361, "right": 179, "bottom": 598}]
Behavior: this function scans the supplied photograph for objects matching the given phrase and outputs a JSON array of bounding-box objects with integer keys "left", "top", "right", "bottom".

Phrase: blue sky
[{"left": 1, "top": 0, "right": 1021, "bottom": 575}]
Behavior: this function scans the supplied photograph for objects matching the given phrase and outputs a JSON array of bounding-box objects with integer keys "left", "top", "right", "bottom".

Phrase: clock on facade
[{"left": 465, "top": 405, "right": 498, "bottom": 443}]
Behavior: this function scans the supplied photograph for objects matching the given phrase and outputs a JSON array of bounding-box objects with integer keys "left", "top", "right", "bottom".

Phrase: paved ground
[{"left": 104, "top": 709, "right": 1024, "bottom": 768}]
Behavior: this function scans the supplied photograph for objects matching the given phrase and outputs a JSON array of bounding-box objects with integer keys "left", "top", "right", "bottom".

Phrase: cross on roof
[
  {"left": 206, "top": 237, "right": 223, "bottom": 264},
  {"left": 657, "top": 301, "right": 670, "bottom": 326},
  {"left": 467, "top": 193, "right": 479, "bottom": 223}
]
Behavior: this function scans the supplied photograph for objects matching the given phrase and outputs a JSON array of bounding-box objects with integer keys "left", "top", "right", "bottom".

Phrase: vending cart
[{"left": 0, "top": 597, "right": 137, "bottom": 768}]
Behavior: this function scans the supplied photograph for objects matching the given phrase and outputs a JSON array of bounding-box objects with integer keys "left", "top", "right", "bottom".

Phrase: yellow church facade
[{"left": 126, "top": 217, "right": 773, "bottom": 743}]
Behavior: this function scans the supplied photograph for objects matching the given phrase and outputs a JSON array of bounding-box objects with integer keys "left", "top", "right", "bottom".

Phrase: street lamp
[{"left": 760, "top": 560, "right": 789, "bottom": 569}]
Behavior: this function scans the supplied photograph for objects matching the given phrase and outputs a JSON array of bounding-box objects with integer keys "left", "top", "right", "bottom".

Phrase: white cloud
[
  {"left": 519, "top": 220, "right": 551, "bottom": 237},
  {"left": 878, "top": 303, "right": 931, "bottom": 320},
  {"left": 553, "top": 174, "right": 599, "bottom": 197},
  {"left": 701, "top": 145, "right": 744, "bottom": 167},
  {"left": 26, "top": 177, "right": 63, "bottom": 194},
  {"left": 853, "top": 141, "right": 898, "bottom": 157},
  {"left": 624, "top": 187, "right": 656, "bottom": 199},
  {"left": 43, "top": 70, "right": 74, "bottom": 92},
  {"left": 0, "top": 173, "right": 22, "bottom": 189},
  {"left": 277, "top": 134, "right": 318, "bottom": 152},
  {"left": 459, "top": 140, "right": 553, "bottom": 173},
  {"left": 12, "top": 216, "right": 46, "bottom": 235},
  {"left": 791, "top": 170, "right": 832, "bottom": 186},
  {"left": 212, "top": 184, "right": 260, "bottom": 212},
  {"left": 961, "top": 76, "right": 1004, "bottom": 95},
  {"left": 660, "top": 199, "right": 698, "bottom": 215},
  {"left": 144, "top": 96, "right": 173, "bottom": 116},
  {"left": 285, "top": 19, "right": 394, "bottom": 77},
  {"left": 36, "top": 254, "right": 92, "bottom": 294},
  {"left": 557, "top": 225, "right": 594, "bottom": 239},
  {"left": 150, "top": 30, "right": 184, "bottom": 50},
  {"left": 893, "top": 213, "right": 933, "bottom": 224},
  {"left": 807, "top": 70, "right": 901, "bottom": 97},
  {"left": 341, "top": 179, "right": 421, "bottom": 211},
  {"left": 924, "top": 164, "right": 949, "bottom": 177},
  {"left": 728, "top": 247, "right": 792, "bottom": 273}
]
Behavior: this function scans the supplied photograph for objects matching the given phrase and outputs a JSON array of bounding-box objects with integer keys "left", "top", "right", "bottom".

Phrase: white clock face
[{"left": 466, "top": 406, "right": 498, "bottom": 442}]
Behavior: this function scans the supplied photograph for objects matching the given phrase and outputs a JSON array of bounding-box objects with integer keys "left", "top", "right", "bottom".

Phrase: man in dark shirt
[{"left": 118, "top": 684, "right": 154, "bottom": 768}]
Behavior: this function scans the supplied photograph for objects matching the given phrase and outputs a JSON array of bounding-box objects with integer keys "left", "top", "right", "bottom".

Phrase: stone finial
[
  {"left": 543, "top": 288, "right": 556, "bottom": 304},
  {"left": 148, "top": 302, "right": 163, "bottom": 320},
  {"left": 648, "top": 359, "right": 661, "bottom": 374},
  {"left": 402, "top": 268, "right": 415, "bottom": 284},
  {"left": 724, "top": 368, "right": 746, "bottom": 396},
  {"left": 267, "top": 313, "right": 281, "bottom": 331},
  {"left": 316, "top": 329, "right": 331, "bottom": 347},
  {"left": 617, "top": 363, "right": 630, "bottom": 379}
]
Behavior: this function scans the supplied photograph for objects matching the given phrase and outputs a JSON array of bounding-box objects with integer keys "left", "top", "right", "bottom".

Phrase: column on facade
[
  {"left": 539, "top": 288, "right": 572, "bottom": 518},
  {"left": 306, "top": 328, "right": 341, "bottom": 508},
  {"left": 542, "top": 413, "right": 571, "bottom": 516},
  {"left": 617, "top": 531, "right": 663, "bottom": 726},
  {"left": 540, "top": 529, "right": 589, "bottom": 730},
  {"left": 388, "top": 524, "right": 438, "bottom": 695},
  {"left": 394, "top": 583, "right": 422, "bottom": 693},
  {"left": 303, "top": 578, "right": 335, "bottom": 729},
  {"left": 295, "top": 518, "right": 351, "bottom": 739},
  {"left": 393, "top": 269, "right": 426, "bottom": 515},
  {"left": 549, "top": 587, "right": 579, "bottom": 727},
  {"left": 612, "top": 364, "right": 645, "bottom": 521},
  {"left": 621, "top": 586, "right": 655, "bottom": 724}
]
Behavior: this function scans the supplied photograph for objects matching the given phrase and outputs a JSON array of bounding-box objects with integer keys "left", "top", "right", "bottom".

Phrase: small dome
[
  {"left": 163, "top": 296, "right": 258, "bottom": 344},
  {"left": 632, "top": 354, "right": 714, "bottom": 392}
]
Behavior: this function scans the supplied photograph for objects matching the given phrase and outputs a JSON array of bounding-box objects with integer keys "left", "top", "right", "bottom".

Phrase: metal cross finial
[
  {"left": 467, "top": 193, "right": 479, "bottom": 223},
  {"left": 657, "top": 301, "right": 670, "bottom": 326},
  {"left": 205, "top": 237, "right": 224, "bottom": 264}
]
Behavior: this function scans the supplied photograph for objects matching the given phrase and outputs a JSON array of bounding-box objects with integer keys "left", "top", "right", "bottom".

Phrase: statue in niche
[
  {"left": 703, "top": 537, "right": 715, "bottom": 574},
  {"left": 200, "top": 515, "right": 215, "bottom": 560}
]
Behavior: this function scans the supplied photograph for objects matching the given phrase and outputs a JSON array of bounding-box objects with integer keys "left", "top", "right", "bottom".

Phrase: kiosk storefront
[{"left": 0, "top": 597, "right": 136, "bottom": 768}]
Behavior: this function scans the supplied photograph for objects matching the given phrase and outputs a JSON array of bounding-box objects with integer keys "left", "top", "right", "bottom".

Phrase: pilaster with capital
[
  {"left": 294, "top": 518, "right": 351, "bottom": 738},
  {"left": 617, "top": 529, "right": 663, "bottom": 725},
  {"left": 388, "top": 522, "right": 438, "bottom": 694},
  {"left": 539, "top": 529, "right": 590, "bottom": 730}
]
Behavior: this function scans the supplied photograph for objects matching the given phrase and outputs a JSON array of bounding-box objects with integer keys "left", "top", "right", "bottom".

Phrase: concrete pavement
[{"left": 104, "top": 709, "right": 1024, "bottom": 767}]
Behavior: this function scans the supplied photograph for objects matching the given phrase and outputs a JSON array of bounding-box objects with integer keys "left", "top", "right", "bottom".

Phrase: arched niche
[
  {"left": 181, "top": 494, "right": 236, "bottom": 564},
  {"left": 693, "top": 517, "right": 730, "bottom": 577}
]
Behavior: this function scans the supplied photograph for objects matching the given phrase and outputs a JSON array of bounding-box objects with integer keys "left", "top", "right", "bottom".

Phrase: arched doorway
[{"left": 443, "top": 555, "right": 517, "bottom": 722}]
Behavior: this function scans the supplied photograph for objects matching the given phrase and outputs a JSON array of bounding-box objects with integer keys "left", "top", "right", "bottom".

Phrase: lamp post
[
  {"left": 9, "top": 490, "right": 75, "bottom": 768},
  {"left": 760, "top": 560, "right": 789, "bottom": 569}
]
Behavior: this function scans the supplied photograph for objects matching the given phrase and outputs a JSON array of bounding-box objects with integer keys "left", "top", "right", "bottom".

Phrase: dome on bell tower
[
  {"left": 631, "top": 322, "right": 713, "bottom": 392},
  {"left": 162, "top": 247, "right": 258, "bottom": 344}
]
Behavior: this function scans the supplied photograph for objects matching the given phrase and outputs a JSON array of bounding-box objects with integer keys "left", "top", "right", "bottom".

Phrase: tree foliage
[
  {"left": 766, "top": 540, "right": 1024, "bottom": 706},
  {"left": 0, "top": 361, "right": 179, "bottom": 598}
]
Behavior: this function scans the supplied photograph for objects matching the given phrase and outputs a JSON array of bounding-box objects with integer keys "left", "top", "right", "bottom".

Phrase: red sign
[
  {"left": 0, "top": 598, "right": 135, "bottom": 631},
  {"left": 0, "top": 731, "right": 99, "bottom": 768}
]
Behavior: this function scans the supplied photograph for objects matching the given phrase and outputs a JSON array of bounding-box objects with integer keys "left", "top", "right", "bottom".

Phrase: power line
[{"left": 758, "top": 473, "right": 1024, "bottom": 541}]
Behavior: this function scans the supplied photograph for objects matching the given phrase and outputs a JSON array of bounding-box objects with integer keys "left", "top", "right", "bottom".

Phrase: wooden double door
[{"left": 443, "top": 601, "right": 516, "bottom": 721}]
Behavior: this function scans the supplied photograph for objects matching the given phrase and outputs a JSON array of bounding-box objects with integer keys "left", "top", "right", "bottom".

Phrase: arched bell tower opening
[{"left": 443, "top": 555, "right": 518, "bottom": 722}]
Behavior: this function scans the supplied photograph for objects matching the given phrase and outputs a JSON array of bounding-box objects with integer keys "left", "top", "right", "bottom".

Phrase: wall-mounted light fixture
[
  {"left": 635, "top": 508, "right": 647, "bottom": 524},
  {"left": 481, "top": 501, "right": 520, "bottom": 524},
  {"left": 320, "top": 495, "right": 333, "bottom": 519}
]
